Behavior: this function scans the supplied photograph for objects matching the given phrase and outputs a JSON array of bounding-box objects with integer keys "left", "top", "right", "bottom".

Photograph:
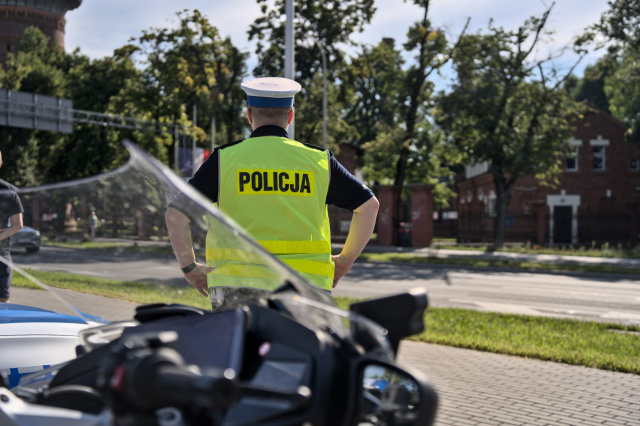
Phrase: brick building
[
  {"left": 456, "top": 108, "right": 640, "bottom": 246},
  {"left": 0, "top": 0, "right": 81, "bottom": 65}
]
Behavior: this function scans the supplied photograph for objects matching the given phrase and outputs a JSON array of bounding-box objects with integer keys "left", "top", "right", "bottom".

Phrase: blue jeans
[{"left": 0, "top": 252, "right": 12, "bottom": 300}]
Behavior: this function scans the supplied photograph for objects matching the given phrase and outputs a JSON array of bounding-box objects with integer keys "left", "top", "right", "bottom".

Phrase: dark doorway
[{"left": 553, "top": 206, "right": 572, "bottom": 244}]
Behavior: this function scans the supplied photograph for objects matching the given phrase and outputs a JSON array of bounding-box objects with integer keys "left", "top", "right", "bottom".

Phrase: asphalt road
[{"left": 11, "top": 245, "right": 640, "bottom": 326}]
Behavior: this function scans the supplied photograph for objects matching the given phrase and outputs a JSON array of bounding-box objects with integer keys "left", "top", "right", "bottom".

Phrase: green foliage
[
  {"left": 579, "top": 0, "right": 640, "bottom": 143},
  {"left": 591, "top": 0, "right": 640, "bottom": 53},
  {"left": 248, "top": 0, "right": 375, "bottom": 82},
  {"left": 121, "top": 9, "right": 249, "bottom": 159},
  {"left": 346, "top": 3, "right": 462, "bottom": 208},
  {"left": 570, "top": 59, "right": 616, "bottom": 112},
  {"left": 1, "top": 26, "right": 67, "bottom": 95},
  {"left": 248, "top": 0, "right": 376, "bottom": 148},
  {"left": 0, "top": 12, "right": 249, "bottom": 184},
  {"left": 345, "top": 40, "right": 406, "bottom": 148},
  {"left": 437, "top": 6, "right": 581, "bottom": 246},
  {"left": 604, "top": 49, "right": 640, "bottom": 143}
]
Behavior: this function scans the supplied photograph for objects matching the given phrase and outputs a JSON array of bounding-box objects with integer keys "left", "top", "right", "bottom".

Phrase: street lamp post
[
  {"left": 314, "top": 38, "right": 327, "bottom": 149},
  {"left": 285, "top": 0, "right": 295, "bottom": 139}
]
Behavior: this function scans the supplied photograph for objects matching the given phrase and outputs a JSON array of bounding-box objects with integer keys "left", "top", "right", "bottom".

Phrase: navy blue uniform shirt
[{"left": 189, "top": 125, "right": 374, "bottom": 211}]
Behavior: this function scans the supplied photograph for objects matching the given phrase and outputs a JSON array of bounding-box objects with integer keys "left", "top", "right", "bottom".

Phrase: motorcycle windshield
[{"left": 2, "top": 142, "right": 389, "bottom": 365}]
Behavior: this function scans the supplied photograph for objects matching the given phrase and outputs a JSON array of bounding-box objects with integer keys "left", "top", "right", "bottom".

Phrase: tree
[
  {"left": 120, "top": 10, "right": 249, "bottom": 168},
  {"left": 248, "top": 0, "right": 375, "bottom": 82},
  {"left": 437, "top": 4, "right": 583, "bottom": 248},
  {"left": 345, "top": 39, "right": 406, "bottom": 157},
  {"left": 390, "top": 0, "right": 463, "bottom": 190},
  {"left": 592, "top": 0, "right": 640, "bottom": 52},
  {"left": 248, "top": 0, "right": 376, "bottom": 147},
  {"left": 604, "top": 49, "right": 640, "bottom": 142},
  {"left": 346, "top": 1, "right": 467, "bottom": 211},
  {"left": 580, "top": 0, "right": 640, "bottom": 142},
  {"left": 570, "top": 59, "right": 616, "bottom": 112},
  {"left": 0, "top": 26, "right": 68, "bottom": 185}
]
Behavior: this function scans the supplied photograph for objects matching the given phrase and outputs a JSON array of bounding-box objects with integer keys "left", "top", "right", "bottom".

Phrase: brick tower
[{"left": 0, "top": 0, "right": 82, "bottom": 65}]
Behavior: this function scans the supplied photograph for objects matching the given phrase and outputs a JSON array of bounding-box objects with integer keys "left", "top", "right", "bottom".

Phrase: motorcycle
[{"left": 0, "top": 143, "right": 438, "bottom": 425}]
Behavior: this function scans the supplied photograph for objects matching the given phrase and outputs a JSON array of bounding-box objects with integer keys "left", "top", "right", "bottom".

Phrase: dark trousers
[{"left": 0, "top": 252, "right": 12, "bottom": 300}]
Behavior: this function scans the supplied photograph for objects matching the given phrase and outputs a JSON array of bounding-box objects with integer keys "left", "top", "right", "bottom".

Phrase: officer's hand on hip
[
  {"left": 184, "top": 263, "right": 215, "bottom": 297},
  {"left": 331, "top": 254, "right": 353, "bottom": 288}
]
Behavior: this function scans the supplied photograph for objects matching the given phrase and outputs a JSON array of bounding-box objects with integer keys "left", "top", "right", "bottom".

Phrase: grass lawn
[
  {"left": 356, "top": 252, "right": 640, "bottom": 276},
  {"left": 13, "top": 269, "right": 640, "bottom": 375}
]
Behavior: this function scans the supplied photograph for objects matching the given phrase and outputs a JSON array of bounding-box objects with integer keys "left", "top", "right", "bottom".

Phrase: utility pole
[
  {"left": 314, "top": 38, "right": 327, "bottom": 149},
  {"left": 192, "top": 104, "right": 197, "bottom": 177},
  {"left": 285, "top": 0, "right": 295, "bottom": 139},
  {"left": 211, "top": 116, "right": 216, "bottom": 151}
]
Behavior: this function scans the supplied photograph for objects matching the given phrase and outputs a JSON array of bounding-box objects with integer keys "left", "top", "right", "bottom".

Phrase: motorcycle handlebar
[{"left": 114, "top": 347, "right": 240, "bottom": 412}]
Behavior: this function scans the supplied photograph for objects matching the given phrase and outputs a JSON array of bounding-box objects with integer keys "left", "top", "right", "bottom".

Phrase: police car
[{"left": 0, "top": 303, "right": 96, "bottom": 388}]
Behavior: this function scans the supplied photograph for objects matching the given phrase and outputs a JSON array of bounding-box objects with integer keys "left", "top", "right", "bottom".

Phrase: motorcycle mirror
[
  {"left": 349, "top": 288, "right": 428, "bottom": 355},
  {"left": 357, "top": 360, "right": 438, "bottom": 426}
]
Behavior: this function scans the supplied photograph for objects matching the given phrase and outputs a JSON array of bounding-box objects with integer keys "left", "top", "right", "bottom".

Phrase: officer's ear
[
  {"left": 287, "top": 108, "right": 294, "bottom": 126},
  {"left": 246, "top": 107, "right": 253, "bottom": 125}
]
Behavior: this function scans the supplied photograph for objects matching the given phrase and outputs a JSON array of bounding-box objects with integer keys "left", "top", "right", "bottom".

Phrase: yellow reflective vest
[{"left": 207, "top": 135, "right": 334, "bottom": 291}]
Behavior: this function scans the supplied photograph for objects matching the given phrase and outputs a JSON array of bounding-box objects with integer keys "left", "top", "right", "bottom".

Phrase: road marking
[
  {"left": 600, "top": 311, "right": 640, "bottom": 323},
  {"left": 448, "top": 299, "right": 542, "bottom": 316}
]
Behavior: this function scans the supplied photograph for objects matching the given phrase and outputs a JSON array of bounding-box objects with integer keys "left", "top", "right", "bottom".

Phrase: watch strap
[{"left": 181, "top": 262, "right": 197, "bottom": 274}]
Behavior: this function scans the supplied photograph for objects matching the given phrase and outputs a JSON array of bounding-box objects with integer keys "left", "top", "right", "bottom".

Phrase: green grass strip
[
  {"left": 12, "top": 269, "right": 211, "bottom": 310},
  {"left": 356, "top": 252, "right": 640, "bottom": 276},
  {"left": 334, "top": 297, "right": 640, "bottom": 374},
  {"left": 42, "top": 241, "right": 178, "bottom": 256}
]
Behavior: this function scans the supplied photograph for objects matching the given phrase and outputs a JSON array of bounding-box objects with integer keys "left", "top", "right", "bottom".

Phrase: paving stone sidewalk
[{"left": 398, "top": 341, "right": 640, "bottom": 426}]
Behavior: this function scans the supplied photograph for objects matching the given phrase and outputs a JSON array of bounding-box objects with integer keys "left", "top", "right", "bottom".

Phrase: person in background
[
  {"left": 89, "top": 211, "right": 98, "bottom": 240},
  {"left": 0, "top": 150, "right": 24, "bottom": 303}
]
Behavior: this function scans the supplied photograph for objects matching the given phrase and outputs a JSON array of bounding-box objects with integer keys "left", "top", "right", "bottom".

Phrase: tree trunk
[{"left": 492, "top": 167, "right": 513, "bottom": 249}]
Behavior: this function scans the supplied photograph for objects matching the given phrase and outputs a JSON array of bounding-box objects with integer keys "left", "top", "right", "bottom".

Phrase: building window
[
  {"left": 566, "top": 146, "right": 578, "bottom": 171},
  {"left": 592, "top": 146, "right": 606, "bottom": 171},
  {"left": 631, "top": 159, "right": 640, "bottom": 172}
]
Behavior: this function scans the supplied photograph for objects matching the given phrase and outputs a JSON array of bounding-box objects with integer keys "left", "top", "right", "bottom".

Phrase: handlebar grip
[{"left": 121, "top": 348, "right": 239, "bottom": 412}]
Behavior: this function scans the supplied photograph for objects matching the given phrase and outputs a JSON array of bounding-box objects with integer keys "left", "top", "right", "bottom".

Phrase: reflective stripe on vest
[{"left": 208, "top": 136, "right": 334, "bottom": 291}]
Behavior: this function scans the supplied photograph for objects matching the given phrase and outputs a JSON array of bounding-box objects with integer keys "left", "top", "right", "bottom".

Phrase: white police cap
[{"left": 241, "top": 77, "right": 301, "bottom": 108}]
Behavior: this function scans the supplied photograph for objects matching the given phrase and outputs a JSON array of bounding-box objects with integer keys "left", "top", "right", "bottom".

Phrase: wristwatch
[{"left": 180, "top": 262, "right": 197, "bottom": 274}]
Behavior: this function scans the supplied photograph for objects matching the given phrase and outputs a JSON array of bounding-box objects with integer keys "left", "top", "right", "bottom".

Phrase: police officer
[{"left": 166, "top": 77, "right": 379, "bottom": 302}]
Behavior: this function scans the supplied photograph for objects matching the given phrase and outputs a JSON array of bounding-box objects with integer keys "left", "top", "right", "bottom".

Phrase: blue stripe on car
[{"left": 0, "top": 304, "right": 86, "bottom": 324}]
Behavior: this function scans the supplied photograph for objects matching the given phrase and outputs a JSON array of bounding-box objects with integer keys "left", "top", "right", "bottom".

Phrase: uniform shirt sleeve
[
  {"left": 326, "top": 153, "right": 374, "bottom": 211},
  {"left": 187, "top": 149, "right": 219, "bottom": 203}
]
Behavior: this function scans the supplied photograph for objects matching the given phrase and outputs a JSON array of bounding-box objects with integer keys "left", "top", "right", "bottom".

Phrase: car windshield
[{"left": 2, "top": 142, "right": 339, "bottom": 326}]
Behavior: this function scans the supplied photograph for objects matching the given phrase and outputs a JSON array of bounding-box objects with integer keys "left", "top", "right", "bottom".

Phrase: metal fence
[
  {"left": 578, "top": 210, "right": 633, "bottom": 246},
  {"left": 456, "top": 209, "right": 538, "bottom": 243},
  {"left": 328, "top": 205, "right": 353, "bottom": 242}
]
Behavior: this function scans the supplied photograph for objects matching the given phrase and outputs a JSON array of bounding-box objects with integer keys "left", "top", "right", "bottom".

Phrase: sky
[{"left": 64, "top": 0, "right": 612, "bottom": 81}]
